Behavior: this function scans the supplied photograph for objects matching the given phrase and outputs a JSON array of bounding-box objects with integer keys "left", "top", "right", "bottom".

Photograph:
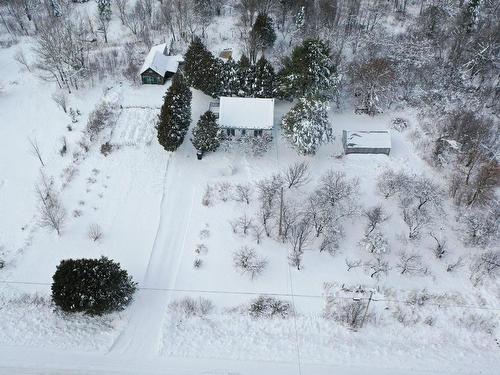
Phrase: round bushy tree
[
  {"left": 281, "top": 95, "right": 332, "bottom": 154},
  {"left": 52, "top": 256, "right": 137, "bottom": 315},
  {"left": 191, "top": 111, "right": 221, "bottom": 152},
  {"left": 157, "top": 73, "right": 192, "bottom": 151}
]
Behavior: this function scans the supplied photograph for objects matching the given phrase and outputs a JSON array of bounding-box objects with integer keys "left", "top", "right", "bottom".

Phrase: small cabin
[
  {"left": 342, "top": 130, "right": 391, "bottom": 155},
  {"left": 216, "top": 97, "right": 274, "bottom": 138},
  {"left": 140, "top": 43, "right": 183, "bottom": 85}
]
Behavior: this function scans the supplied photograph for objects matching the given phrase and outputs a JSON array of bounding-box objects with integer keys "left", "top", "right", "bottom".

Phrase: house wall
[
  {"left": 345, "top": 148, "right": 391, "bottom": 155},
  {"left": 222, "top": 128, "right": 272, "bottom": 138},
  {"left": 141, "top": 69, "right": 165, "bottom": 85}
]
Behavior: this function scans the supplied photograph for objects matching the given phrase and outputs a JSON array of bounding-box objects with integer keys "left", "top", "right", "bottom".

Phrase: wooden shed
[
  {"left": 342, "top": 130, "right": 391, "bottom": 155},
  {"left": 140, "top": 43, "right": 183, "bottom": 85}
]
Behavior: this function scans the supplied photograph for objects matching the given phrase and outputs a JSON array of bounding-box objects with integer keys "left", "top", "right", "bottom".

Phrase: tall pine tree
[
  {"left": 191, "top": 111, "right": 221, "bottom": 153},
  {"left": 238, "top": 54, "right": 255, "bottom": 97},
  {"left": 277, "top": 39, "right": 337, "bottom": 99},
  {"left": 253, "top": 56, "right": 275, "bottom": 98},
  {"left": 157, "top": 73, "right": 192, "bottom": 151},
  {"left": 251, "top": 13, "right": 277, "bottom": 54}
]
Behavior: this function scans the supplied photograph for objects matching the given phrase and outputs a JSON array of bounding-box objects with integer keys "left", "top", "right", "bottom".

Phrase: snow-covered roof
[
  {"left": 140, "top": 43, "right": 181, "bottom": 76},
  {"left": 344, "top": 130, "right": 391, "bottom": 149},
  {"left": 218, "top": 97, "right": 274, "bottom": 130}
]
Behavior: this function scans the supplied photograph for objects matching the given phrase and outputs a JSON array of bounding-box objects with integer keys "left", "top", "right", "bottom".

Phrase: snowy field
[{"left": 0, "top": 3, "right": 499, "bottom": 375}]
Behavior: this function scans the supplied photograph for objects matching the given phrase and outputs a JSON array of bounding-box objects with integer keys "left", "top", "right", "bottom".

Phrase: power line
[{"left": 1, "top": 279, "right": 500, "bottom": 311}]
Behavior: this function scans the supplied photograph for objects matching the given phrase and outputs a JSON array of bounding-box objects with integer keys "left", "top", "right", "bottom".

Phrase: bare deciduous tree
[
  {"left": 52, "top": 91, "right": 68, "bottom": 113},
  {"left": 469, "top": 250, "right": 500, "bottom": 286},
  {"left": 234, "top": 183, "right": 252, "bottom": 204},
  {"left": 345, "top": 258, "right": 362, "bottom": 271},
  {"left": 233, "top": 246, "right": 267, "bottom": 280},
  {"left": 36, "top": 172, "right": 66, "bottom": 235},
  {"left": 28, "top": 137, "right": 45, "bottom": 167},
  {"left": 87, "top": 223, "right": 103, "bottom": 242},
  {"left": 396, "top": 251, "right": 428, "bottom": 276},
  {"left": 287, "top": 217, "right": 311, "bottom": 270},
  {"left": 284, "top": 161, "right": 310, "bottom": 189},
  {"left": 364, "top": 205, "right": 388, "bottom": 235},
  {"left": 14, "top": 49, "right": 31, "bottom": 71},
  {"left": 429, "top": 232, "right": 446, "bottom": 259}
]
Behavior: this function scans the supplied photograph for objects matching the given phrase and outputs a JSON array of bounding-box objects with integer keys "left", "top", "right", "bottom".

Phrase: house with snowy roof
[
  {"left": 140, "top": 43, "right": 183, "bottom": 85},
  {"left": 215, "top": 97, "right": 274, "bottom": 138},
  {"left": 342, "top": 130, "right": 391, "bottom": 155}
]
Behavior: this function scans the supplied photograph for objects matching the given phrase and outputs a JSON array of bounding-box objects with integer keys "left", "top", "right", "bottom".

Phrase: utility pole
[
  {"left": 360, "top": 291, "right": 373, "bottom": 329},
  {"left": 278, "top": 186, "right": 284, "bottom": 237}
]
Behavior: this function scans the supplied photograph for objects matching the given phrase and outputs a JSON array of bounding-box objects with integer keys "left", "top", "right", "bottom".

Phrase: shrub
[
  {"left": 249, "top": 296, "right": 293, "bottom": 319},
  {"left": 51, "top": 256, "right": 137, "bottom": 315},
  {"left": 169, "top": 297, "right": 214, "bottom": 318}
]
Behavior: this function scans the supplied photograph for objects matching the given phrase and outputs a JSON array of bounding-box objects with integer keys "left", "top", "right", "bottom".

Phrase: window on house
[
  {"left": 226, "top": 128, "right": 235, "bottom": 137},
  {"left": 254, "top": 129, "right": 263, "bottom": 137},
  {"left": 241, "top": 129, "right": 246, "bottom": 136}
]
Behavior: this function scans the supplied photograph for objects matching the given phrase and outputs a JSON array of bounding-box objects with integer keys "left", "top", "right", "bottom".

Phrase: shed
[
  {"left": 140, "top": 43, "right": 183, "bottom": 85},
  {"left": 342, "top": 130, "right": 391, "bottom": 155},
  {"left": 218, "top": 97, "right": 274, "bottom": 137}
]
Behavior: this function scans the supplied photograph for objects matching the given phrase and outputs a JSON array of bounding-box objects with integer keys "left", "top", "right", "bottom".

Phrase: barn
[
  {"left": 216, "top": 97, "right": 274, "bottom": 137},
  {"left": 139, "top": 43, "right": 183, "bottom": 85},
  {"left": 342, "top": 130, "right": 391, "bottom": 155}
]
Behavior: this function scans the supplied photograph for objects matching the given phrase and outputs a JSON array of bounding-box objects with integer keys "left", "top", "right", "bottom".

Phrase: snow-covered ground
[{"left": 0, "top": 27, "right": 499, "bottom": 375}]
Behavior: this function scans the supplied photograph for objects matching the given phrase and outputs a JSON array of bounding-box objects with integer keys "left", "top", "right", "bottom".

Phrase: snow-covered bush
[
  {"left": 169, "top": 297, "right": 214, "bottom": 318},
  {"left": 86, "top": 101, "right": 118, "bottom": 142},
  {"left": 469, "top": 250, "right": 500, "bottom": 286},
  {"left": 324, "top": 299, "right": 369, "bottom": 330},
  {"left": 281, "top": 96, "right": 332, "bottom": 154},
  {"left": 215, "top": 182, "right": 232, "bottom": 202},
  {"left": 193, "top": 258, "right": 203, "bottom": 269},
  {"left": 248, "top": 296, "right": 293, "bottom": 319},
  {"left": 201, "top": 184, "right": 214, "bottom": 206},
  {"left": 51, "top": 256, "right": 137, "bottom": 315},
  {"left": 391, "top": 117, "right": 409, "bottom": 132},
  {"left": 194, "top": 243, "right": 208, "bottom": 255},
  {"left": 233, "top": 246, "right": 267, "bottom": 280},
  {"left": 458, "top": 313, "right": 497, "bottom": 335},
  {"left": 360, "top": 231, "right": 389, "bottom": 254},
  {"left": 460, "top": 208, "right": 499, "bottom": 248}
]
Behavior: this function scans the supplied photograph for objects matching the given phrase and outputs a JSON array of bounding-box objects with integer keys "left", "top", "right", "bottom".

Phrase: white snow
[{"left": 218, "top": 97, "right": 275, "bottom": 130}]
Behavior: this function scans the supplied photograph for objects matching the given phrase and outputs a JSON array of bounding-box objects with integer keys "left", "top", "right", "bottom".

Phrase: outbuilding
[
  {"left": 140, "top": 43, "right": 183, "bottom": 85},
  {"left": 342, "top": 130, "right": 391, "bottom": 155},
  {"left": 217, "top": 97, "right": 274, "bottom": 137}
]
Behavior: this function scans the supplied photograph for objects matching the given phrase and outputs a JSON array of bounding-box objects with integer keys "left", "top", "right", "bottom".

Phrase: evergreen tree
[
  {"left": 51, "top": 256, "right": 137, "bottom": 316},
  {"left": 277, "top": 39, "right": 337, "bottom": 99},
  {"left": 221, "top": 57, "right": 240, "bottom": 96},
  {"left": 251, "top": 13, "right": 277, "bottom": 53},
  {"left": 253, "top": 56, "right": 275, "bottom": 98},
  {"left": 184, "top": 37, "right": 212, "bottom": 90},
  {"left": 191, "top": 110, "right": 221, "bottom": 152},
  {"left": 96, "top": 0, "right": 112, "bottom": 20},
  {"left": 238, "top": 54, "right": 255, "bottom": 97},
  {"left": 157, "top": 73, "right": 192, "bottom": 151},
  {"left": 281, "top": 95, "right": 332, "bottom": 154}
]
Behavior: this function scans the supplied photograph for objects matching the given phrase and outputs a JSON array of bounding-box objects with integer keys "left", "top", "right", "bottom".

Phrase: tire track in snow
[{"left": 108, "top": 154, "right": 196, "bottom": 357}]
